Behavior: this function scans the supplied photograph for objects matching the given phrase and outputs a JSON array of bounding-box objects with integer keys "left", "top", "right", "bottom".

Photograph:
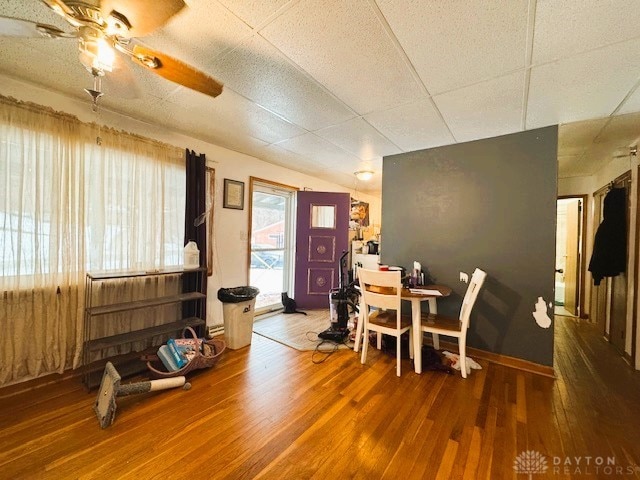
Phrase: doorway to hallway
[{"left": 555, "top": 196, "right": 586, "bottom": 317}]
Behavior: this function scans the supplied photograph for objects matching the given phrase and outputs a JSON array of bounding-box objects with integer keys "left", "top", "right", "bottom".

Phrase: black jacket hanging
[{"left": 588, "top": 187, "right": 626, "bottom": 285}]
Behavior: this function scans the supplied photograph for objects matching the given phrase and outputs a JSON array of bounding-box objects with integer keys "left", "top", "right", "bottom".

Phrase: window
[{"left": 0, "top": 101, "right": 185, "bottom": 283}]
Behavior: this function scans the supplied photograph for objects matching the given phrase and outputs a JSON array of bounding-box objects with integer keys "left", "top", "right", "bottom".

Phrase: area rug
[{"left": 252, "top": 310, "right": 353, "bottom": 352}]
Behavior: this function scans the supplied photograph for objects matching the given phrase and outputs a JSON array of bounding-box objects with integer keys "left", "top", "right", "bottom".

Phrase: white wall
[{"left": 0, "top": 74, "right": 381, "bottom": 326}]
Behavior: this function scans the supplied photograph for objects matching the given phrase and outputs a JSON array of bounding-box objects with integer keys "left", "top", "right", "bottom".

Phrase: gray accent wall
[{"left": 381, "top": 126, "right": 558, "bottom": 366}]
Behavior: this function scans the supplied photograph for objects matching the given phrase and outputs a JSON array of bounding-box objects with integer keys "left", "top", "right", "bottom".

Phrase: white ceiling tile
[
  {"left": 527, "top": 38, "right": 640, "bottom": 129},
  {"left": 0, "top": 0, "right": 69, "bottom": 28},
  {"left": 315, "top": 117, "right": 400, "bottom": 161},
  {"left": 154, "top": 96, "right": 270, "bottom": 152},
  {"left": 165, "top": 87, "right": 306, "bottom": 145},
  {"left": 211, "top": 34, "right": 355, "bottom": 130},
  {"left": 434, "top": 71, "right": 524, "bottom": 143},
  {"left": 0, "top": 37, "right": 90, "bottom": 100},
  {"left": 260, "top": 0, "right": 423, "bottom": 115},
  {"left": 532, "top": 0, "right": 640, "bottom": 65},
  {"left": 144, "top": 0, "right": 253, "bottom": 72},
  {"left": 377, "top": 0, "right": 529, "bottom": 95},
  {"left": 364, "top": 98, "right": 454, "bottom": 153},
  {"left": 260, "top": 143, "right": 383, "bottom": 192},
  {"left": 275, "top": 133, "right": 362, "bottom": 173},
  {"left": 618, "top": 83, "right": 640, "bottom": 116},
  {"left": 216, "top": 0, "right": 291, "bottom": 29}
]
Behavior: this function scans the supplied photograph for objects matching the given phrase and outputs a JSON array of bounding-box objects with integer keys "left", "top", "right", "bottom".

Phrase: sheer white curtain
[{"left": 0, "top": 95, "right": 184, "bottom": 386}]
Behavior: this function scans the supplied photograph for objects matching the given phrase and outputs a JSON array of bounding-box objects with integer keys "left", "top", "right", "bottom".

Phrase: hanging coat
[{"left": 588, "top": 187, "right": 626, "bottom": 285}]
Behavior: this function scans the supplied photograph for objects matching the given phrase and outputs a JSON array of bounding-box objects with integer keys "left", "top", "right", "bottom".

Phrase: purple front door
[{"left": 294, "top": 191, "right": 350, "bottom": 309}]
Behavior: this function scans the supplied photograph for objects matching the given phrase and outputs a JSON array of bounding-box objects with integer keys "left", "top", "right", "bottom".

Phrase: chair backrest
[
  {"left": 459, "top": 268, "right": 487, "bottom": 330},
  {"left": 358, "top": 268, "right": 402, "bottom": 316}
]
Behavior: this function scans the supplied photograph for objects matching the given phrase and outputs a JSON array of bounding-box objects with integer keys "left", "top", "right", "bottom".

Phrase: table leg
[
  {"left": 353, "top": 306, "right": 364, "bottom": 352},
  {"left": 428, "top": 298, "right": 440, "bottom": 350},
  {"left": 413, "top": 299, "right": 422, "bottom": 374}
]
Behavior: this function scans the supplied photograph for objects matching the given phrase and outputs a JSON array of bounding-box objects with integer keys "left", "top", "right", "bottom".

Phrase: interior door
[
  {"left": 564, "top": 199, "right": 580, "bottom": 315},
  {"left": 294, "top": 191, "right": 350, "bottom": 309},
  {"left": 590, "top": 190, "right": 607, "bottom": 334},
  {"left": 609, "top": 176, "right": 631, "bottom": 353}
]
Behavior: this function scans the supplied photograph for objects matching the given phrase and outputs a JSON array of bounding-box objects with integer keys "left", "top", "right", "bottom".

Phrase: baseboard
[{"left": 433, "top": 339, "right": 556, "bottom": 378}]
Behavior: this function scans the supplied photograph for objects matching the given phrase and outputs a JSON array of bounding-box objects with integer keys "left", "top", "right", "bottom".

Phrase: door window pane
[{"left": 311, "top": 205, "right": 335, "bottom": 228}]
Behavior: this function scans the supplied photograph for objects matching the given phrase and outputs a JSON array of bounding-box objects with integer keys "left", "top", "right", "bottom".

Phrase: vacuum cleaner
[{"left": 319, "top": 250, "right": 359, "bottom": 342}]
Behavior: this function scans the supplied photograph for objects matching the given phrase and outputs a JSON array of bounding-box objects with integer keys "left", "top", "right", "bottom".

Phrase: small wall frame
[{"left": 223, "top": 178, "right": 244, "bottom": 210}]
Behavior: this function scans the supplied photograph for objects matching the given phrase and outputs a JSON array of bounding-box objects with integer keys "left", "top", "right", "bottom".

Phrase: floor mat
[{"left": 252, "top": 310, "right": 353, "bottom": 351}]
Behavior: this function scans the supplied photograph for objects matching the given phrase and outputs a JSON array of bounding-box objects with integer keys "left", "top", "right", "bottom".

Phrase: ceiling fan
[{"left": 0, "top": 0, "right": 223, "bottom": 109}]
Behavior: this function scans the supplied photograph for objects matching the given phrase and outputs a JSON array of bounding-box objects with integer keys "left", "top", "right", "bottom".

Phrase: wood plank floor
[{"left": 1, "top": 314, "right": 639, "bottom": 479}]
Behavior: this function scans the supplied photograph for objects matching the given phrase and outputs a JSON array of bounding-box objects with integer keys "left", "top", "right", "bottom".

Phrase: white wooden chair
[
  {"left": 420, "top": 268, "right": 486, "bottom": 378},
  {"left": 358, "top": 268, "right": 413, "bottom": 377}
]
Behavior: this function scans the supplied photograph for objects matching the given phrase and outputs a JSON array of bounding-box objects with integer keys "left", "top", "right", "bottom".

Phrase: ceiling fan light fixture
[
  {"left": 354, "top": 170, "right": 374, "bottom": 181},
  {"left": 79, "top": 33, "right": 115, "bottom": 72}
]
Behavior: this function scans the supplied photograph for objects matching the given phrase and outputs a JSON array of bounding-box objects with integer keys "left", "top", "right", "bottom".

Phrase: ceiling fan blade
[
  {"left": 130, "top": 44, "right": 223, "bottom": 98},
  {"left": 0, "top": 16, "right": 68, "bottom": 38},
  {"left": 100, "top": 0, "right": 186, "bottom": 37}
]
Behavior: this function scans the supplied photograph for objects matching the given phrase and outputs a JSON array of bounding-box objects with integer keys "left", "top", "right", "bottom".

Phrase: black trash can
[{"left": 217, "top": 286, "right": 260, "bottom": 349}]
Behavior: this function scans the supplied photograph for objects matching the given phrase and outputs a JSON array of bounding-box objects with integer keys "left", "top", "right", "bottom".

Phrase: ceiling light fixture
[{"left": 354, "top": 170, "right": 374, "bottom": 181}]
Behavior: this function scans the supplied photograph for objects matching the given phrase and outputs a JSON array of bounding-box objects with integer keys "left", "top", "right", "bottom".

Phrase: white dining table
[{"left": 353, "top": 284, "right": 452, "bottom": 374}]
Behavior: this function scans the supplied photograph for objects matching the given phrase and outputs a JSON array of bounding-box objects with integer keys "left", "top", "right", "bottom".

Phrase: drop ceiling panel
[
  {"left": 527, "top": 38, "right": 640, "bottom": 129},
  {"left": 0, "top": 0, "right": 69, "bottom": 28},
  {"left": 260, "top": 0, "right": 423, "bottom": 115},
  {"left": 217, "top": 0, "right": 291, "bottom": 29},
  {"left": 315, "top": 117, "right": 400, "bottom": 161},
  {"left": 618, "top": 84, "right": 640, "bottom": 116},
  {"left": 377, "top": 0, "right": 529, "bottom": 95},
  {"left": 434, "top": 71, "right": 524, "bottom": 143},
  {"left": 364, "top": 98, "right": 455, "bottom": 153},
  {"left": 144, "top": 0, "right": 253, "bottom": 73},
  {"left": 0, "top": 38, "right": 89, "bottom": 100},
  {"left": 210, "top": 34, "right": 355, "bottom": 131},
  {"left": 275, "top": 132, "right": 362, "bottom": 173},
  {"left": 155, "top": 96, "right": 270, "bottom": 153},
  {"left": 532, "top": 0, "right": 640, "bottom": 65},
  {"left": 165, "top": 86, "right": 305, "bottom": 145}
]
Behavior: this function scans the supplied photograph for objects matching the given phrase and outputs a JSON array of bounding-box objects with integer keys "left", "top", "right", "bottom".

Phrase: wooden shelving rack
[{"left": 82, "top": 267, "right": 206, "bottom": 389}]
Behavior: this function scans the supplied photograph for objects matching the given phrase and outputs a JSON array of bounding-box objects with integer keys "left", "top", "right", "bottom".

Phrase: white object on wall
[{"left": 533, "top": 296, "right": 552, "bottom": 328}]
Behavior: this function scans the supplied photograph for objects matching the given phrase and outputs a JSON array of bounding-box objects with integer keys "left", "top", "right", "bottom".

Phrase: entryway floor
[{"left": 554, "top": 305, "right": 576, "bottom": 317}]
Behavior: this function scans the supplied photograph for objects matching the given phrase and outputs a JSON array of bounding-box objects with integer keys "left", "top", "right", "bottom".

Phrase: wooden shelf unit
[{"left": 82, "top": 267, "right": 206, "bottom": 389}]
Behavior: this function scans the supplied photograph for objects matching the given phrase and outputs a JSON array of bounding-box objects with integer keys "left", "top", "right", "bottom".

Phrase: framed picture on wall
[
  {"left": 350, "top": 200, "right": 370, "bottom": 227},
  {"left": 223, "top": 179, "right": 244, "bottom": 210}
]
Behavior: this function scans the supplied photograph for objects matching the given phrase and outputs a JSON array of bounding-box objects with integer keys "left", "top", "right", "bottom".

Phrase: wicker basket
[{"left": 146, "top": 326, "right": 226, "bottom": 379}]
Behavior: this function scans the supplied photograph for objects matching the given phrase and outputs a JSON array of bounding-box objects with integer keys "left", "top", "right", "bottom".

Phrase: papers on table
[{"left": 409, "top": 288, "right": 442, "bottom": 296}]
